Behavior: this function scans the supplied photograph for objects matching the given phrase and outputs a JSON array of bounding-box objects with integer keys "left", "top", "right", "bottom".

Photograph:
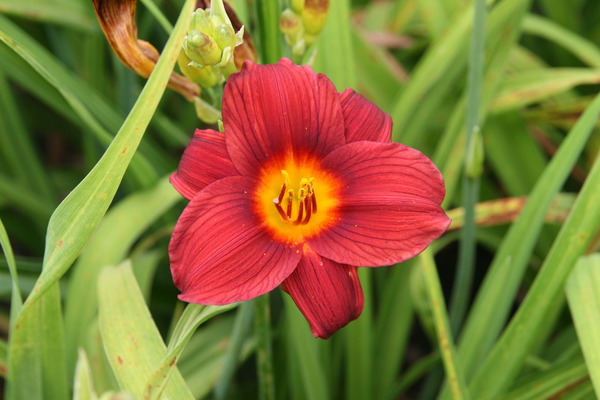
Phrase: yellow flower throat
[{"left": 255, "top": 157, "right": 340, "bottom": 244}]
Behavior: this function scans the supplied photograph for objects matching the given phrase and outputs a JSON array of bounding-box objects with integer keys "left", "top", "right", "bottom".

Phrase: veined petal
[
  {"left": 170, "top": 129, "right": 239, "bottom": 200},
  {"left": 169, "top": 176, "right": 302, "bottom": 304},
  {"left": 308, "top": 141, "right": 450, "bottom": 266},
  {"left": 223, "top": 59, "right": 346, "bottom": 176},
  {"left": 281, "top": 246, "right": 363, "bottom": 339},
  {"left": 340, "top": 89, "right": 392, "bottom": 143}
]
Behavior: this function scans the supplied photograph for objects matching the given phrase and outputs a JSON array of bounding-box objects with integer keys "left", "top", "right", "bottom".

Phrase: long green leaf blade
[
  {"left": 467, "top": 126, "right": 600, "bottom": 399},
  {"left": 566, "top": 254, "right": 600, "bottom": 398},
  {"left": 98, "top": 261, "right": 194, "bottom": 399}
]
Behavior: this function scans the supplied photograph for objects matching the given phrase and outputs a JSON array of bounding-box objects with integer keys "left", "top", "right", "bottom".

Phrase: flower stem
[
  {"left": 449, "top": 0, "right": 487, "bottom": 336},
  {"left": 254, "top": 293, "right": 276, "bottom": 400},
  {"left": 420, "top": 250, "right": 470, "bottom": 400},
  {"left": 255, "top": 1, "right": 282, "bottom": 64}
]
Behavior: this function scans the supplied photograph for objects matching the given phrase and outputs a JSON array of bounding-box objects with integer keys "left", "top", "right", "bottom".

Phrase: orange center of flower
[{"left": 255, "top": 156, "right": 340, "bottom": 245}]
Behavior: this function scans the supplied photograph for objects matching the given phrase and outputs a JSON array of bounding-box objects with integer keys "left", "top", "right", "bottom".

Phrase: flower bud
[
  {"left": 177, "top": 52, "right": 221, "bottom": 88},
  {"left": 190, "top": 8, "right": 212, "bottom": 32},
  {"left": 280, "top": 0, "right": 329, "bottom": 58},
  {"left": 302, "top": 0, "right": 329, "bottom": 38},
  {"left": 280, "top": 8, "right": 302, "bottom": 39},
  {"left": 291, "top": 0, "right": 304, "bottom": 13},
  {"left": 184, "top": 30, "right": 222, "bottom": 67},
  {"left": 182, "top": 0, "right": 244, "bottom": 70}
]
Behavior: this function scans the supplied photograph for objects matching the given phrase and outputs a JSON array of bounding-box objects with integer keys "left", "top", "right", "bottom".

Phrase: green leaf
[
  {"left": 492, "top": 68, "right": 600, "bottom": 112},
  {"left": 523, "top": 14, "right": 600, "bottom": 68},
  {"left": 98, "top": 261, "right": 193, "bottom": 399},
  {"left": 6, "top": 284, "right": 68, "bottom": 400},
  {"left": 373, "top": 262, "right": 415, "bottom": 399},
  {"left": 451, "top": 91, "right": 600, "bottom": 391},
  {"left": 0, "top": 15, "right": 163, "bottom": 189},
  {"left": 145, "top": 302, "right": 236, "bottom": 400},
  {"left": 284, "top": 296, "right": 330, "bottom": 400},
  {"left": 6, "top": 2, "right": 196, "bottom": 399},
  {"left": 73, "top": 349, "right": 98, "bottom": 400},
  {"left": 0, "top": 0, "right": 96, "bottom": 31},
  {"left": 566, "top": 254, "right": 600, "bottom": 398},
  {"left": 418, "top": 250, "right": 470, "bottom": 400},
  {"left": 500, "top": 355, "right": 588, "bottom": 400},
  {"left": 0, "top": 71, "right": 54, "bottom": 203},
  {"left": 466, "top": 117, "right": 600, "bottom": 399},
  {"left": 313, "top": 0, "right": 356, "bottom": 89},
  {"left": 0, "top": 217, "right": 22, "bottom": 320},
  {"left": 63, "top": 176, "right": 182, "bottom": 373},
  {"left": 214, "top": 302, "right": 254, "bottom": 400},
  {"left": 484, "top": 112, "right": 546, "bottom": 196},
  {"left": 27, "top": 0, "right": 195, "bottom": 305}
]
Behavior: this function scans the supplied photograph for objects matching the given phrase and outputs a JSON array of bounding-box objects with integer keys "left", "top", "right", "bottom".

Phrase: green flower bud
[
  {"left": 215, "top": 24, "right": 235, "bottom": 48},
  {"left": 302, "top": 0, "right": 329, "bottom": 38},
  {"left": 291, "top": 0, "right": 304, "bottom": 13},
  {"left": 178, "top": 52, "right": 222, "bottom": 88},
  {"left": 182, "top": 0, "right": 244, "bottom": 70},
  {"left": 184, "top": 30, "right": 222, "bottom": 67},
  {"left": 190, "top": 9, "right": 211, "bottom": 33},
  {"left": 280, "top": 8, "right": 302, "bottom": 39}
]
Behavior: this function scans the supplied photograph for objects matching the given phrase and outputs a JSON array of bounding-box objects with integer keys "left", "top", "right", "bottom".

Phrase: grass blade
[
  {"left": 419, "top": 249, "right": 470, "bottom": 400},
  {"left": 566, "top": 254, "right": 600, "bottom": 398},
  {"left": 467, "top": 128, "right": 600, "bottom": 399},
  {"left": 453, "top": 91, "right": 600, "bottom": 384},
  {"left": 449, "top": 0, "right": 486, "bottom": 335}
]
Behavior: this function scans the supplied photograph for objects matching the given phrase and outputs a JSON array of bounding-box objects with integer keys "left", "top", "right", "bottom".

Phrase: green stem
[
  {"left": 420, "top": 250, "right": 470, "bottom": 400},
  {"left": 254, "top": 294, "right": 276, "bottom": 400},
  {"left": 255, "top": 0, "right": 282, "bottom": 63},
  {"left": 214, "top": 302, "right": 254, "bottom": 400},
  {"left": 449, "top": 0, "right": 487, "bottom": 336}
]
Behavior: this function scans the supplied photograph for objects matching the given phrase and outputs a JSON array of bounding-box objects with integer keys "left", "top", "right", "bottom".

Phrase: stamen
[
  {"left": 277, "top": 183, "right": 287, "bottom": 204},
  {"left": 273, "top": 173, "right": 318, "bottom": 226},
  {"left": 302, "top": 195, "right": 312, "bottom": 224},
  {"left": 281, "top": 170, "right": 291, "bottom": 186},
  {"left": 286, "top": 189, "right": 294, "bottom": 218},
  {"left": 293, "top": 199, "right": 304, "bottom": 225},
  {"left": 275, "top": 201, "right": 291, "bottom": 222}
]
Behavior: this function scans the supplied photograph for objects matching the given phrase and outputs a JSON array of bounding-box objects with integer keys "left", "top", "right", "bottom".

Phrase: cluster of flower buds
[
  {"left": 280, "top": 0, "right": 330, "bottom": 59},
  {"left": 92, "top": 0, "right": 256, "bottom": 123},
  {"left": 179, "top": 0, "right": 245, "bottom": 88}
]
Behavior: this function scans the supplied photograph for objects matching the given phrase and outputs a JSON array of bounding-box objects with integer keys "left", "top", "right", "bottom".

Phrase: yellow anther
[
  {"left": 298, "top": 187, "right": 306, "bottom": 201},
  {"left": 281, "top": 170, "right": 291, "bottom": 186}
]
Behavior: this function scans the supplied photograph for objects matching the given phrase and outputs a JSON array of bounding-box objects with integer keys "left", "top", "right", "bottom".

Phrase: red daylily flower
[{"left": 169, "top": 58, "right": 450, "bottom": 338}]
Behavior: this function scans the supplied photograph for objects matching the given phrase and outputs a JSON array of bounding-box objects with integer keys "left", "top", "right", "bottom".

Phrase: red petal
[
  {"left": 170, "top": 129, "right": 239, "bottom": 200},
  {"left": 340, "top": 89, "right": 392, "bottom": 143},
  {"left": 169, "top": 176, "right": 302, "bottom": 304},
  {"left": 281, "top": 247, "right": 363, "bottom": 339},
  {"left": 222, "top": 59, "right": 346, "bottom": 175},
  {"left": 308, "top": 141, "right": 450, "bottom": 266}
]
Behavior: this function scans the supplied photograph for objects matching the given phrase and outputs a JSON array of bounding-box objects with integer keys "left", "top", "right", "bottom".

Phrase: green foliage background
[{"left": 0, "top": 0, "right": 599, "bottom": 399}]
